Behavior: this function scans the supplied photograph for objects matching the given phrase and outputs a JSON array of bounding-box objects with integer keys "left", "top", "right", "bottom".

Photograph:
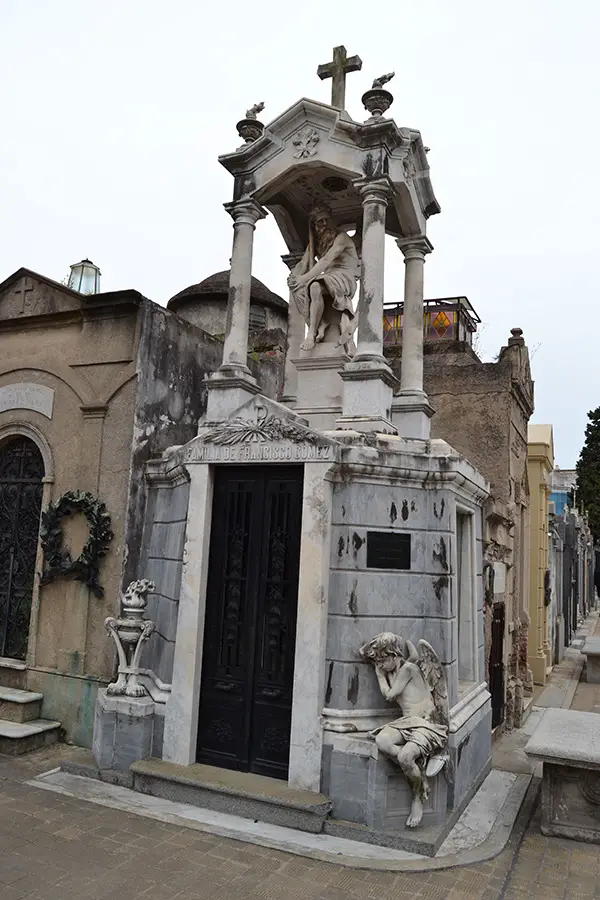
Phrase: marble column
[
  {"left": 353, "top": 179, "right": 389, "bottom": 362},
  {"left": 392, "top": 236, "right": 435, "bottom": 439},
  {"left": 336, "top": 177, "right": 398, "bottom": 433},
  {"left": 205, "top": 198, "right": 267, "bottom": 422},
  {"left": 280, "top": 251, "right": 305, "bottom": 405},
  {"left": 163, "top": 465, "right": 213, "bottom": 765}
]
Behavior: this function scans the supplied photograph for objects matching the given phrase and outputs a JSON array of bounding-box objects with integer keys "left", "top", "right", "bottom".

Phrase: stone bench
[
  {"left": 525, "top": 708, "right": 600, "bottom": 843},
  {"left": 582, "top": 637, "right": 600, "bottom": 683}
]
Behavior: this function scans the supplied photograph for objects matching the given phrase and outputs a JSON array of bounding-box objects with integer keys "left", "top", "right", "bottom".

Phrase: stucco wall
[{"left": 0, "top": 275, "right": 144, "bottom": 745}]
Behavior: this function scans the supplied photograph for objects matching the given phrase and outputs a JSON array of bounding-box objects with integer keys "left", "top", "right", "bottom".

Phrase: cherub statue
[
  {"left": 359, "top": 632, "right": 450, "bottom": 828},
  {"left": 246, "top": 102, "right": 265, "bottom": 119},
  {"left": 287, "top": 203, "right": 359, "bottom": 353},
  {"left": 372, "top": 72, "right": 395, "bottom": 90}
]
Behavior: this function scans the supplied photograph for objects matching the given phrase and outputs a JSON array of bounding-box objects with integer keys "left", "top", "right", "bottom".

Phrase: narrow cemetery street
[{"left": 2, "top": 617, "right": 600, "bottom": 900}]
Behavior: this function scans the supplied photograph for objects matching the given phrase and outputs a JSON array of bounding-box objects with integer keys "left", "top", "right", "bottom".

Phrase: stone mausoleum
[
  {"left": 0, "top": 47, "right": 500, "bottom": 853},
  {"left": 86, "top": 49, "right": 494, "bottom": 853}
]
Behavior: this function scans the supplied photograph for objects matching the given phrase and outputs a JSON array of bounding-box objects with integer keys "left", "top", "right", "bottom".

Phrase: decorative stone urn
[
  {"left": 105, "top": 579, "right": 155, "bottom": 698},
  {"left": 236, "top": 102, "right": 265, "bottom": 145},
  {"left": 361, "top": 88, "right": 394, "bottom": 120}
]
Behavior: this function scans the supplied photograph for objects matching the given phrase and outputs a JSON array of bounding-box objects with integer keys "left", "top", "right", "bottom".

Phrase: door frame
[
  {"left": 0, "top": 423, "right": 54, "bottom": 667},
  {"left": 163, "top": 460, "right": 333, "bottom": 792}
]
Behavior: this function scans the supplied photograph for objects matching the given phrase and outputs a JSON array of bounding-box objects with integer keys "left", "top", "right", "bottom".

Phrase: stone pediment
[
  {"left": 169, "top": 395, "right": 341, "bottom": 466},
  {"left": 0, "top": 269, "right": 82, "bottom": 322},
  {"left": 219, "top": 99, "right": 439, "bottom": 251}
]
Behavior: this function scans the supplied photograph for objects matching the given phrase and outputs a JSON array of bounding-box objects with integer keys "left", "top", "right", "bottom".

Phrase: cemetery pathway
[{"left": 1, "top": 743, "right": 600, "bottom": 900}]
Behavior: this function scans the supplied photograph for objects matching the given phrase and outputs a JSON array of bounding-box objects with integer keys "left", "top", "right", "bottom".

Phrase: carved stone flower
[{"left": 293, "top": 127, "right": 320, "bottom": 159}]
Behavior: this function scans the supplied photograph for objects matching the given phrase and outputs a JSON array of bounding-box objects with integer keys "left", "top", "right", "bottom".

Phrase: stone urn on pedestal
[
  {"left": 362, "top": 72, "right": 395, "bottom": 122},
  {"left": 105, "top": 579, "right": 156, "bottom": 698}
]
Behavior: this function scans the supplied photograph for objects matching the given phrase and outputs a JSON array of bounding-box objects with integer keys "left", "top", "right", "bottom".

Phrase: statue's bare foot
[
  {"left": 406, "top": 797, "right": 424, "bottom": 828},
  {"left": 300, "top": 336, "right": 316, "bottom": 351},
  {"left": 316, "top": 322, "right": 328, "bottom": 343}
]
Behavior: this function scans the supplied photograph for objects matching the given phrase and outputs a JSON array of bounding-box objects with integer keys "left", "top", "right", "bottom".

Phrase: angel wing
[{"left": 417, "top": 639, "right": 449, "bottom": 730}]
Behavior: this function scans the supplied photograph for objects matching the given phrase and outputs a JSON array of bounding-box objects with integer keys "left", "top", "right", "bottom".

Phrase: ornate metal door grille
[
  {"left": 0, "top": 437, "right": 44, "bottom": 660},
  {"left": 197, "top": 466, "right": 303, "bottom": 780},
  {"left": 489, "top": 602, "right": 505, "bottom": 729}
]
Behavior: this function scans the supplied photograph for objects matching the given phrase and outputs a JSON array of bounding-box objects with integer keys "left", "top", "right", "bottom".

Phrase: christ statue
[{"left": 287, "top": 204, "right": 359, "bottom": 354}]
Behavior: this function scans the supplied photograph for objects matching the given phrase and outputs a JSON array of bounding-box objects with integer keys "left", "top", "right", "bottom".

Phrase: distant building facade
[
  {"left": 550, "top": 468, "right": 577, "bottom": 517},
  {"left": 548, "top": 467, "right": 596, "bottom": 659},
  {"left": 527, "top": 425, "right": 555, "bottom": 685}
]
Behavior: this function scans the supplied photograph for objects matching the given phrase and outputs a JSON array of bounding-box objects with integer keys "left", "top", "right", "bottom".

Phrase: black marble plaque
[{"left": 366, "top": 532, "right": 411, "bottom": 570}]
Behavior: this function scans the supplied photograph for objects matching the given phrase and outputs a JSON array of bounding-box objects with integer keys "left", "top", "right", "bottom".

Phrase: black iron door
[
  {"left": 0, "top": 437, "right": 44, "bottom": 660},
  {"left": 489, "top": 602, "right": 505, "bottom": 729},
  {"left": 197, "top": 466, "right": 303, "bottom": 780}
]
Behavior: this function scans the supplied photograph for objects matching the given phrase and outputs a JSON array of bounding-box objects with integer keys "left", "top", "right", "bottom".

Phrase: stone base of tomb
[
  {"left": 583, "top": 637, "right": 600, "bottom": 684},
  {"left": 92, "top": 690, "right": 164, "bottom": 773},
  {"left": 526, "top": 708, "right": 600, "bottom": 844},
  {"left": 320, "top": 684, "right": 491, "bottom": 856}
]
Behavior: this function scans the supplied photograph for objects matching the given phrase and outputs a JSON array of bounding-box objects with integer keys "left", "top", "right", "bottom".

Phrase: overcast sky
[{"left": 1, "top": 1, "right": 597, "bottom": 466}]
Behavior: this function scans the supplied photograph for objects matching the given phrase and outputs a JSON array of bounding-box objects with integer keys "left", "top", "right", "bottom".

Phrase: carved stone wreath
[
  {"left": 40, "top": 490, "right": 114, "bottom": 598},
  {"left": 202, "top": 413, "right": 321, "bottom": 446}
]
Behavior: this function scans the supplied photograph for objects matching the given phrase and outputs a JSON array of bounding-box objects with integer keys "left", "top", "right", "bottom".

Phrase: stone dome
[
  {"left": 167, "top": 269, "right": 287, "bottom": 338},
  {"left": 167, "top": 270, "right": 287, "bottom": 314}
]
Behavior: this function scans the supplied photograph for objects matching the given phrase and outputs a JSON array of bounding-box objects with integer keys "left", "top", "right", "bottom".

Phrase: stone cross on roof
[{"left": 317, "top": 45, "right": 362, "bottom": 110}]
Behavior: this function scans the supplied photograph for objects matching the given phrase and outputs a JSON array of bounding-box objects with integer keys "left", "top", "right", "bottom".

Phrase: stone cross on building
[{"left": 317, "top": 45, "right": 362, "bottom": 109}]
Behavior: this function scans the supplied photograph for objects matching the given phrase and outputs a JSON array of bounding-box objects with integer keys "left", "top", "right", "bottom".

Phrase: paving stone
[{"left": 6, "top": 744, "right": 600, "bottom": 900}]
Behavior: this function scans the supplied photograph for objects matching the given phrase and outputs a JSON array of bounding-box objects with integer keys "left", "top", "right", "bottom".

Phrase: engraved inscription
[
  {"left": 177, "top": 441, "right": 334, "bottom": 464},
  {"left": 0, "top": 383, "right": 54, "bottom": 419}
]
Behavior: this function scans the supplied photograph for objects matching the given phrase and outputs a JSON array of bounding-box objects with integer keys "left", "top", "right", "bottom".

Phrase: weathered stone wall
[
  {"left": 326, "top": 475, "right": 484, "bottom": 713},
  {"left": 123, "top": 303, "right": 223, "bottom": 585},
  {"left": 138, "top": 480, "right": 190, "bottom": 686},
  {"left": 247, "top": 327, "right": 286, "bottom": 401},
  {"left": 386, "top": 335, "right": 534, "bottom": 728}
]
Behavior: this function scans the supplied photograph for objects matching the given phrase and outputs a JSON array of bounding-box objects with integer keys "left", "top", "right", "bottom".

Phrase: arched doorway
[{"left": 0, "top": 436, "right": 45, "bottom": 659}]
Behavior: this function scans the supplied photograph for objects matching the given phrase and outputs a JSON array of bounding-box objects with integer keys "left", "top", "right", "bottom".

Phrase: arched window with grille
[{"left": 0, "top": 436, "right": 44, "bottom": 659}]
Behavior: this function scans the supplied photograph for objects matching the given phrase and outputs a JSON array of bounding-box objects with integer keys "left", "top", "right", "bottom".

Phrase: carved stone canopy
[{"left": 219, "top": 98, "right": 439, "bottom": 255}]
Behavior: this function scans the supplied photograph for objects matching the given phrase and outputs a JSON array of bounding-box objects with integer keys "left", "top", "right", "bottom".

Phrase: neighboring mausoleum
[{"left": 0, "top": 260, "right": 284, "bottom": 749}]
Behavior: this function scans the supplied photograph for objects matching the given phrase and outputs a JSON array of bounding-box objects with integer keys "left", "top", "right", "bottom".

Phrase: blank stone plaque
[{"left": 366, "top": 532, "right": 411, "bottom": 570}]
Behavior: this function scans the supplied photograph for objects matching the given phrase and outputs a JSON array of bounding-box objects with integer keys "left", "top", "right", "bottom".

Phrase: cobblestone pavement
[{"left": 2, "top": 747, "right": 600, "bottom": 900}]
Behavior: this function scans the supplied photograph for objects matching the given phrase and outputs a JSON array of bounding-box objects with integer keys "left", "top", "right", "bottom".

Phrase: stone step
[
  {"left": 0, "top": 657, "right": 27, "bottom": 690},
  {"left": 521, "top": 696, "right": 534, "bottom": 725},
  {"left": 0, "top": 687, "right": 43, "bottom": 723},
  {"left": 0, "top": 718, "right": 61, "bottom": 756},
  {"left": 130, "top": 759, "right": 331, "bottom": 833}
]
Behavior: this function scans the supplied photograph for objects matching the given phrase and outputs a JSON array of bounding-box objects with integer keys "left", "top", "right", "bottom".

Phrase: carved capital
[
  {"left": 353, "top": 176, "right": 392, "bottom": 208},
  {"left": 224, "top": 199, "right": 268, "bottom": 228},
  {"left": 396, "top": 235, "right": 434, "bottom": 262}
]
